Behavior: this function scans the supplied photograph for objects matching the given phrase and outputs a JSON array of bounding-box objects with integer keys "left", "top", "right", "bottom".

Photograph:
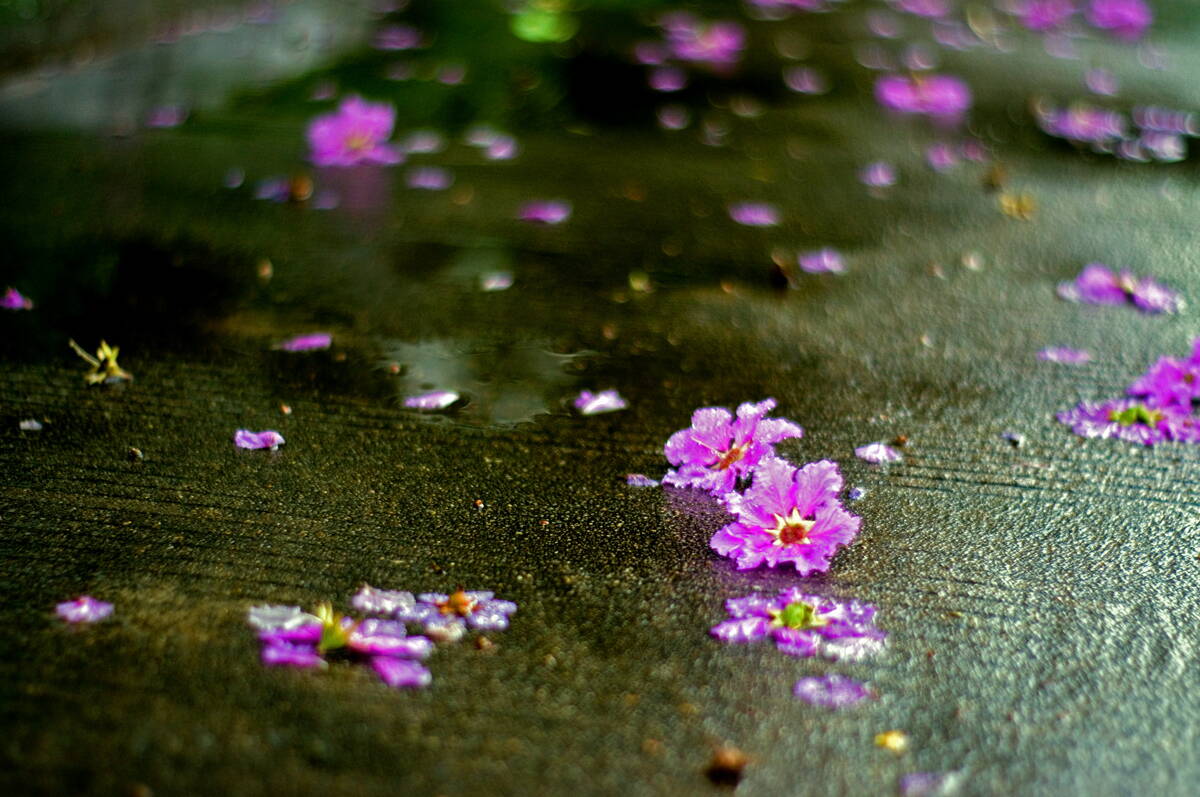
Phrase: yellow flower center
[{"left": 770, "top": 507, "right": 816, "bottom": 546}]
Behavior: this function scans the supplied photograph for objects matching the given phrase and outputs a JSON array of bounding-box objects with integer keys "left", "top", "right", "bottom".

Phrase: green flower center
[
  {"left": 314, "top": 603, "right": 354, "bottom": 653},
  {"left": 769, "top": 601, "right": 827, "bottom": 631},
  {"left": 1108, "top": 404, "right": 1163, "bottom": 427}
]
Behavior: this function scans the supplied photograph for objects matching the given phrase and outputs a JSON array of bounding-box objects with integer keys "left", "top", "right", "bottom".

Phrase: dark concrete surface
[{"left": 2, "top": 2, "right": 1200, "bottom": 795}]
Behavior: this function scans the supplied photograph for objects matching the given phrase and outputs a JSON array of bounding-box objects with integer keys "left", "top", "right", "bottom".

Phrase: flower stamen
[{"left": 769, "top": 507, "right": 816, "bottom": 546}]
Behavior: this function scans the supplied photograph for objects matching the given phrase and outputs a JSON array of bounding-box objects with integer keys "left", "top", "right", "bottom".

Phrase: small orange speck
[
  {"left": 280, "top": 404, "right": 292, "bottom": 415},
  {"left": 539, "top": 519, "right": 549, "bottom": 526},
  {"left": 389, "top": 363, "right": 401, "bottom": 374},
  {"left": 875, "top": 730, "right": 909, "bottom": 753}
]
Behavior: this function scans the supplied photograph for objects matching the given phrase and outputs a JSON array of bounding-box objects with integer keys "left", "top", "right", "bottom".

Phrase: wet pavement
[{"left": 2, "top": 1, "right": 1200, "bottom": 795}]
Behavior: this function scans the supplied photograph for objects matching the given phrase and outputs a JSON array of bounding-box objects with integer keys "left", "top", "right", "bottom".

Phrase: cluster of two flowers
[{"left": 249, "top": 586, "right": 516, "bottom": 689}]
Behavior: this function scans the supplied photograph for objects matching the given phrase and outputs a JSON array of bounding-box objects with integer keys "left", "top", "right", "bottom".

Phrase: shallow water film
[{"left": 3, "top": 1, "right": 1200, "bottom": 795}]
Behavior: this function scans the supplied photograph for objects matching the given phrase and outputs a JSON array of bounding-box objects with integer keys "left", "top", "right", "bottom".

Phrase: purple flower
[
  {"left": 275, "top": 332, "right": 332, "bottom": 352},
  {"left": 626, "top": 473, "right": 661, "bottom": 487},
  {"left": 404, "top": 390, "right": 460, "bottom": 410},
  {"left": 406, "top": 166, "right": 453, "bottom": 190},
  {"left": 1086, "top": 68, "right": 1119, "bottom": 96},
  {"left": 891, "top": 0, "right": 950, "bottom": 19},
  {"left": 573, "top": 389, "right": 628, "bottom": 415},
  {"left": 855, "top": 442, "right": 903, "bottom": 464},
  {"left": 926, "top": 141, "right": 960, "bottom": 172},
  {"left": 648, "top": 66, "right": 688, "bottom": 92},
  {"left": 709, "top": 457, "right": 860, "bottom": 573},
  {"left": 875, "top": 74, "right": 971, "bottom": 121},
  {"left": 1057, "top": 263, "right": 1183, "bottom": 314},
  {"left": 1085, "top": 0, "right": 1152, "bottom": 41},
  {"left": 859, "top": 161, "right": 897, "bottom": 188},
  {"left": 1014, "top": 0, "right": 1076, "bottom": 31},
  {"left": 307, "top": 96, "right": 402, "bottom": 167},
  {"left": 1127, "top": 355, "right": 1200, "bottom": 411},
  {"left": 798, "top": 248, "right": 846, "bottom": 274},
  {"left": 661, "top": 14, "right": 745, "bottom": 69},
  {"left": 234, "top": 429, "right": 286, "bottom": 450},
  {"left": 373, "top": 24, "right": 423, "bottom": 51},
  {"left": 728, "top": 202, "right": 781, "bottom": 227},
  {"left": 899, "top": 771, "right": 964, "bottom": 797},
  {"left": 250, "top": 603, "right": 432, "bottom": 688},
  {"left": 351, "top": 585, "right": 417, "bottom": 616},
  {"left": 1037, "top": 346, "right": 1092, "bottom": 365},
  {"left": 1036, "top": 104, "right": 1128, "bottom": 145},
  {"left": 395, "top": 590, "right": 517, "bottom": 642},
  {"left": 518, "top": 200, "right": 571, "bottom": 225},
  {"left": 1056, "top": 397, "right": 1193, "bottom": 445},
  {"left": 2, "top": 287, "right": 33, "bottom": 310},
  {"left": 662, "top": 398, "right": 804, "bottom": 495},
  {"left": 56, "top": 596, "right": 113, "bottom": 623},
  {"left": 793, "top": 674, "right": 874, "bottom": 708},
  {"left": 710, "top": 588, "right": 885, "bottom": 661}
]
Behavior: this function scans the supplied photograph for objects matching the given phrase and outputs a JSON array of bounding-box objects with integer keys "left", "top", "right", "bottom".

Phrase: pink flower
[
  {"left": 234, "top": 429, "right": 286, "bottom": 450},
  {"left": 307, "top": 96, "right": 402, "bottom": 167},
  {"left": 663, "top": 399, "right": 803, "bottom": 495},
  {"left": 1085, "top": 0, "right": 1152, "bottom": 41},
  {"left": 875, "top": 74, "right": 972, "bottom": 121},
  {"left": 2, "top": 287, "right": 33, "bottom": 310},
  {"left": 709, "top": 457, "right": 861, "bottom": 573},
  {"left": 56, "top": 596, "right": 114, "bottom": 623},
  {"left": 1014, "top": 0, "right": 1077, "bottom": 32},
  {"left": 798, "top": 248, "right": 846, "bottom": 274},
  {"left": 275, "top": 333, "right": 332, "bottom": 352},
  {"left": 518, "top": 200, "right": 571, "bottom": 225},
  {"left": 728, "top": 202, "right": 781, "bottom": 227}
]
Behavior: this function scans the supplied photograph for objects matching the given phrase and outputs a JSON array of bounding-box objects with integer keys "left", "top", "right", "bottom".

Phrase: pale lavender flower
[
  {"left": 626, "top": 473, "right": 661, "bottom": 487},
  {"left": 573, "top": 389, "right": 628, "bottom": 415},
  {"left": 484, "top": 136, "right": 519, "bottom": 160},
  {"left": 2, "top": 287, "right": 33, "bottom": 310},
  {"left": 1036, "top": 104, "right": 1127, "bottom": 145},
  {"left": 1085, "top": 0, "right": 1152, "bottom": 41},
  {"left": 875, "top": 74, "right": 971, "bottom": 120},
  {"left": 728, "top": 202, "right": 781, "bottom": 227},
  {"left": 855, "top": 442, "right": 903, "bottom": 464},
  {"left": 1038, "top": 346, "right": 1092, "bottom": 364},
  {"left": 899, "top": 771, "right": 964, "bottom": 796},
  {"left": 145, "top": 105, "right": 188, "bottom": 128},
  {"left": 401, "top": 130, "right": 445, "bottom": 155},
  {"left": 657, "top": 105, "right": 692, "bottom": 130},
  {"left": 404, "top": 390, "right": 460, "bottom": 410},
  {"left": 1056, "top": 263, "right": 1182, "bottom": 314},
  {"left": 710, "top": 587, "right": 885, "bottom": 660},
  {"left": 926, "top": 141, "right": 960, "bottom": 171},
  {"left": 783, "top": 66, "right": 828, "bottom": 94},
  {"left": 1086, "top": 68, "right": 1119, "bottom": 96},
  {"left": 661, "top": 13, "right": 745, "bottom": 69},
  {"left": 480, "top": 272, "right": 514, "bottom": 291},
  {"left": 1014, "top": 0, "right": 1076, "bottom": 31},
  {"left": 56, "top": 596, "right": 113, "bottom": 623},
  {"left": 351, "top": 585, "right": 417, "bottom": 616},
  {"left": 396, "top": 590, "right": 517, "bottom": 642},
  {"left": 234, "top": 429, "right": 286, "bottom": 450},
  {"left": 793, "top": 674, "right": 874, "bottom": 708},
  {"left": 518, "top": 200, "right": 571, "bottom": 225},
  {"left": 437, "top": 65, "right": 467, "bottom": 85},
  {"left": 891, "top": 0, "right": 950, "bottom": 18},
  {"left": 307, "top": 96, "right": 402, "bottom": 167},
  {"left": 1056, "top": 397, "right": 1192, "bottom": 445},
  {"left": 663, "top": 399, "right": 804, "bottom": 495},
  {"left": 798, "top": 248, "right": 846, "bottom": 274},
  {"left": 372, "top": 657, "right": 433, "bottom": 688},
  {"left": 1133, "top": 106, "right": 1197, "bottom": 135},
  {"left": 276, "top": 333, "right": 332, "bottom": 352},
  {"left": 710, "top": 457, "right": 860, "bottom": 573},
  {"left": 373, "top": 24, "right": 423, "bottom": 50},
  {"left": 19, "top": 419, "right": 42, "bottom": 431},
  {"left": 649, "top": 66, "right": 687, "bottom": 92},
  {"left": 406, "top": 166, "right": 453, "bottom": 190},
  {"left": 860, "top": 161, "right": 897, "bottom": 189}
]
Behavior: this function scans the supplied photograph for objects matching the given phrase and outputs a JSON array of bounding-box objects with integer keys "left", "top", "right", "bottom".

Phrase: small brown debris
[
  {"left": 706, "top": 746, "right": 749, "bottom": 787},
  {"left": 893, "top": 435, "right": 909, "bottom": 447},
  {"left": 127, "top": 447, "right": 144, "bottom": 462},
  {"left": 474, "top": 636, "right": 495, "bottom": 652},
  {"left": 280, "top": 404, "right": 292, "bottom": 415},
  {"left": 642, "top": 738, "right": 664, "bottom": 756},
  {"left": 999, "top": 192, "right": 1036, "bottom": 220}
]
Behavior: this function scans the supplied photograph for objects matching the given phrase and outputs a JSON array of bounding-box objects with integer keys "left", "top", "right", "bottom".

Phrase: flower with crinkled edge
[
  {"left": 663, "top": 399, "right": 804, "bottom": 495},
  {"left": 1056, "top": 263, "right": 1183, "bottom": 314},
  {"left": 1127, "top": 355, "right": 1200, "bottom": 412},
  {"left": 394, "top": 589, "right": 518, "bottom": 643},
  {"left": 307, "top": 96, "right": 402, "bottom": 167},
  {"left": 710, "top": 587, "right": 885, "bottom": 661},
  {"left": 709, "top": 457, "right": 860, "bottom": 573},
  {"left": 1056, "top": 397, "right": 1195, "bottom": 446}
]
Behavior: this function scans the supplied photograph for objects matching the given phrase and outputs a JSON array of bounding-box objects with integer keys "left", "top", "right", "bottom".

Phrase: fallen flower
[
  {"left": 1085, "top": 0, "right": 1152, "bottom": 42},
  {"left": 518, "top": 200, "right": 572, "bottom": 225},
  {"left": 875, "top": 73, "right": 971, "bottom": 121},
  {"left": 275, "top": 332, "right": 332, "bottom": 352},
  {"left": 69, "top": 339, "right": 132, "bottom": 385},
  {"left": 403, "top": 391, "right": 460, "bottom": 410},
  {"left": 709, "top": 457, "right": 861, "bottom": 573},
  {"left": 710, "top": 587, "right": 885, "bottom": 661},
  {"left": 1037, "top": 346, "right": 1092, "bottom": 365},
  {"left": 307, "top": 96, "right": 402, "bottom": 167},
  {"left": 798, "top": 248, "right": 846, "bottom": 274},
  {"left": 1127, "top": 354, "right": 1200, "bottom": 412},
  {"left": 56, "top": 596, "right": 114, "bottom": 624},
  {"left": 728, "top": 202, "right": 781, "bottom": 227},
  {"left": 859, "top": 161, "right": 897, "bottom": 188},
  {"left": 794, "top": 674, "right": 874, "bottom": 708},
  {"left": 1056, "top": 263, "right": 1182, "bottom": 314},
  {"left": 573, "top": 389, "right": 628, "bottom": 415},
  {"left": 663, "top": 398, "right": 804, "bottom": 495},
  {"left": 19, "top": 419, "right": 42, "bottom": 431},
  {"left": 626, "top": 473, "right": 661, "bottom": 487},
  {"left": 1056, "top": 397, "right": 1191, "bottom": 445},
  {"left": 855, "top": 442, "right": 903, "bottom": 464},
  {"left": 234, "top": 429, "right": 286, "bottom": 450},
  {"left": 351, "top": 585, "right": 417, "bottom": 616},
  {"left": 406, "top": 166, "right": 454, "bottom": 190},
  {"left": 899, "top": 771, "right": 964, "bottom": 797},
  {"left": 394, "top": 589, "right": 517, "bottom": 642},
  {"left": 1014, "top": 0, "right": 1076, "bottom": 32},
  {"left": 2, "top": 287, "right": 33, "bottom": 310}
]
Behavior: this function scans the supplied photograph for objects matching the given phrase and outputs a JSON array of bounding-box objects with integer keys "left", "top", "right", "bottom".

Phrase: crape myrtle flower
[
  {"left": 898, "top": 771, "right": 965, "bottom": 797},
  {"left": 1014, "top": 0, "right": 1077, "bottom": 32},
  {"left": 710, "top": 588, "right": 885, "bottom": 661},
  {"left": 891, "top": 0, "right": 950, "bottom": 19},
  {"left": 798, "top": 248, "right": 846, "bottom": 274},
  {"left": 1056, "top": 397, "right": 1194, "bottom": 445},
  {"left": 1056, "top": 263, "right": 1182, "bottom": 314},
  {"left": 1037, "top": 346, "right": 1092, "bottom": 364},
  {"left": 875, "top": 74, "right": 972, "bottom": 121},
  {"left": 68, "top": 339, "right": 132, "bottom": 385},
  {"left": 275, "top": 333, "right": 332, "bottom": 352},
  {"left": 855, "top": 442, "right": 903, "bottom": 464},
  {"left": 783, "top": 66, "right": 828, "bottom": 95},
  {"left": 728, "top": 202, "right": 781, "bottom": 227},
  {"left": 1127, "top": 352, "right": 1200, "bottom": 411},
  {"left": 793, "top": 674, "right": 874, "bottom": 708},
  {"left": 518, "top": 200, "right": 571, "bottom": 225},
  {"left": 395, "top": 589, "right": 518, "bottom": 643},
  {"left": 2, "top": 287, "right": 33, "bottom": 310},
  {"left": 250, "top": 602, "right": 433, "bottom": 688},
  {"left": 1085, "top": 0, "right": 1152, "bottom": 41},
  {"left": 56, "top": 596, "right": 114, "bottom": 623},
  {"left": 406, "top": 166, "right": 453, "bottom": 190},
  {"left": 307, "top": 96, "right": 402, "bottom": 167},
  {"left": 234, "top": 429, "right": 286, "bottom": 450},
  {"left": 859, "top": 161, "right": 897, "bottom": 188},
  {"left": 710, "top": 457, "right": 860, "bottom": 573},
  {"left": 660, "top": 13, "right": 745, "bottom": 69},
  {"left": 1035, "top": 103, "right": 1128, "bottom": 146},
  {"left": 663, "top": 398, "right": 804, "bottom": 495},
  {"left": 573, "top": 389, "right": 628, "bottom": 415}
]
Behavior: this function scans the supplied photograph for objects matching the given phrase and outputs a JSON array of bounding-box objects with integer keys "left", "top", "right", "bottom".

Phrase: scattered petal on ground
[
  {"left": 626, "top": 473, "right": 661, "bottom": 487},
  {"left": 1037, "top": 347, "right": 1092, "bottom": 364},
  {"left": 855, "top": 442, "right": 903, "bottom": 464},
  {"left": 573, "top": 389, "right": 628, "bottom": 415},
  {"left": 403, "top": 391, "right": 461, "bottom": 410},
  {"left": 234, "top": 430, "right": 286, "bottom": 450},
  {"left": 276, "top": 333, "right": 332, "bottom": 352},
  {"left": 793, "top": 674, "right": 874, "bottom": 708},
  {"left": 56, "top": 596, "right": 114, "bottom": 624}
]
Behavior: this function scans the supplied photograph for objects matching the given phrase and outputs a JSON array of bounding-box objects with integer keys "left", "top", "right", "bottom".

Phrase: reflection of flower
[
  {"left": 663, "top": 399, "right": 803, "bottom": 495},
  {"left": 710, "top": 588, "right": 885, "bottom": 661},
  {"left": 1056, "top": 263, "right": 1182, "bottom": 314},
  {"left": 396, "top": 590, "right": 518, "bottom": 643},
  {"left": 307, "top": 96, "right": 402, "bottom": 167},
  {"left": 794, "top": 674, "right": 874, "bottom": 708},
  {"left": 710, "top": 457, "right": 860, "bottom": 573},
  {"left": 56, "top": 596, "right": 113, "bottom": 623}
]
